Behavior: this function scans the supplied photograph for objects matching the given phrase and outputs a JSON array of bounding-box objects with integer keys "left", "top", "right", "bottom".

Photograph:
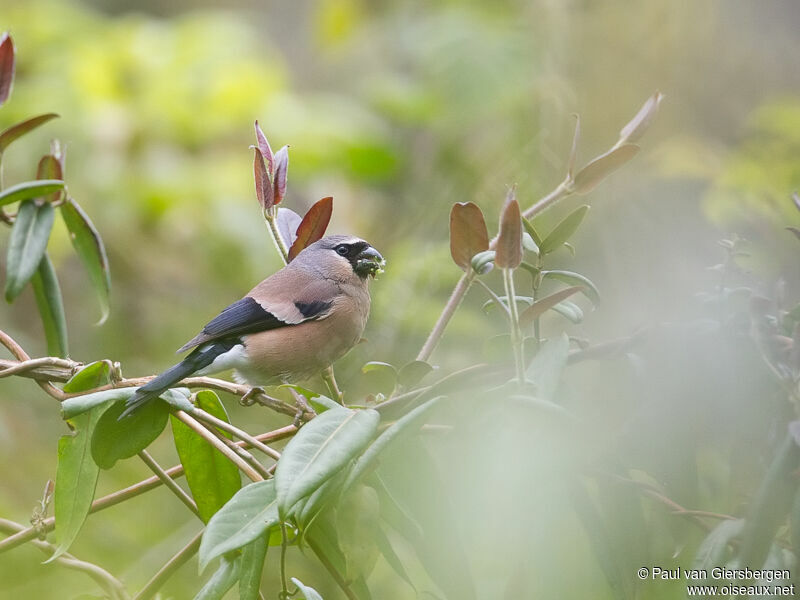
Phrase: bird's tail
[{"left": 120, "top": 344, "right": 225, "bottom": 419}]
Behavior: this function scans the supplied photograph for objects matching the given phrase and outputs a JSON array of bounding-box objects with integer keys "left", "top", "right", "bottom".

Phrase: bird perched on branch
[{"left": 121, "top": 235, "right": 384, "bottom": 418}]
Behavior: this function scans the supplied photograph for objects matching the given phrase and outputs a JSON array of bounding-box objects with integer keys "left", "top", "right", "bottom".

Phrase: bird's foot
[{"left": 240, "top": 386, "right": 265, "bottom": 406}]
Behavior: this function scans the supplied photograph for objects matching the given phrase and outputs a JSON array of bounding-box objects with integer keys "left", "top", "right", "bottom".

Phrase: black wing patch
[{"left": 295, "top": 300, "right": 333, "bottom": 319}]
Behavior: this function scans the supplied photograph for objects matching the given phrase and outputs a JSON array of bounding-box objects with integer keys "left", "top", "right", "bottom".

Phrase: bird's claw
[{"left": 240, "top": 386, "right": 265, "bottom": 406}]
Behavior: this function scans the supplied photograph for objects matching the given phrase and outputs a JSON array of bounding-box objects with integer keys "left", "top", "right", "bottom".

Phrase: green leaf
[
  {"left": 541, "top": 270, "right": 600, "bottom": 306},
  {"left": 336, "top": 484, "right": 381, "bottom": 581},
  {"left": 194, "top": 555, "right": 241, "bottom": 600},
  {"left": 551, "top": 300, "right": 584, "bottom": 324},
  {"left": 0, "top": 179, "right": 64, "bottom": 208},
  {"left": 396, "top": 360, "right": 434, "bottom": 388},
  {"left": 275, "top": 408, "right": 379, "bottom": 515},
  {"left": 449, "top": 202, "right": 489, "bottom": 271},
  {"left": 281, "top": 384, "right": 342, "bottom": 413},
  {"left": 375, "top": 525, "right": 416, "bottom": 593},
  {"left": 199, "top": 479, "right": 279, "bottom": 573},
  {"left": 518, "top": 286, "right": 583, "bottom": 327},
  {"left": 521, "top": 217, "right": 543, "bottom": 248},
  {"left": 693, "top": 519, "right": 744, "bottom": 570},
  {"left": 290, "top": 578, "right": 324, "bottom": 600},
  {"left": 539, "top": 205, "right": 590, "bottom": 255},
  {"left": 171, "top": 390, "right": 241, "bottom": 523},
  {"left": 292, "top": 468, "right": 348, "bottom": 530},
  {"left": 5, "top": 200, "right": 55, "bottom": 301},
  {"left": 31, "top": 253, "right": 68, "bottom": 357},
  {"left": 0, "top": 33, "right": 14, "bottom": 107},
  {"left": 572, "top": 144, "right": 640, "bottom": 195},
  {"left": 526, "top": 333, "right": 570, "bottom": 401},
  {"left": 360, "top": 362, "right": 397, "bottom": 397},
  {"left": 470, "top": 250, "right": 495, "bottom": 275},
  {"left": 60, "top": 198, "right": 111, "bottom": 324},
  {"left": 238, "top": 534, "right": 268, "bottom": 600},
  {"left": 61, "top": 388, "right": 135, "bottom": 420},
  {"left": 90, "top": 399, "right": 170, "bottom": 469},
  {"left": 46, "top": 406, "right": 103, "bottom": 563},
  {"left": 342, "top": 396, "right": 444, "bottom": 493},
  {"left": 63, "top": 362, "right": 111, "bottom": 394},
  {"left": 0, "top": 114, "right": 59, "bottom": 154}
]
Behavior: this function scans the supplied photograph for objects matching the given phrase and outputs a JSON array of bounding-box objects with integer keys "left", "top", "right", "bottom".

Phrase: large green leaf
[
  {"left": 336, "top": 484, "right": 381, "bottom": 582},
  {"left": 199, "top": 479, "right": 279, "bottom": 573},
  {"left": 275, "top": 408, "right": 380, "bottom": 515},
  {"left": 0, "top": 179, "right": 64, "bottom": 208},
  {"left": 5, "top": 199, "right": 55, "bottom": 301},
  {"left": 539, "top": 205, "right": 589, "bottom": 255},
  {"left": 0, "top": 113, "right": 59, "bottom": 154},
  {"left": 60, "top": 197, "right": 110, "bottom": 324},
  {"left": 61, "top": 388, "right": 135, "bottom": 420},
  {"left": 62, "top": 362, "right": 111, "bottom": 394},
  {"left": 170, "top": 390, "right": 241, "bottom": 523},
  {"left": 526, "top": 333, "right": 570, "bottom": 401},
  {"left": 90, "top": 399, "right": 170, "bottom": 469},
  {"left": 194, "top": 555, "right": 241, "bottom": 600},
  {"left": 31, "top": 253, "right": 68, "bottom": 357},
  {"left": 693, "top": 519, "right": 744, "bottom": 570},
  {"left": 238, "top": 534, "right": 268, "bottom": 600},
  {"left": 342, "top": 396, "right": 444, "bottom": 493},
  {"left": 47, "top": 364, "right": 113, "bottom": 563}
]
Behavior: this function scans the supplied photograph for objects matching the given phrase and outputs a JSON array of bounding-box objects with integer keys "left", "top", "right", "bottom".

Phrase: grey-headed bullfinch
[{"left": 121, "top": 235, "right": 384, "bottom": 417}]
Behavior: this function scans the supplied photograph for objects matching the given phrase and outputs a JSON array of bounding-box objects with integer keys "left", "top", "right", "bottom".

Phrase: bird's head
[{"left": 296, "top": 235, "right": 385, "bottom": 279}]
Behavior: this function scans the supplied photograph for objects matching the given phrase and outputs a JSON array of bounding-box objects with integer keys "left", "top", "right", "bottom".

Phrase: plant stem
[
  {"left": 279, "top": 523, "right": 289, "bottom": 597},
  {"left": 474, "top": 277, "right": 511, "bottom": 321},
  {"left": 137, "top": 450, "right": 201, "bottom": 519},
  {"left": 133, "top": 530, "right": 203, "bottom": 600},
  {"left": 417, "top": 271, "right": 475, "bottom": 362},
  {"left": 193, "top": 408, "right": 281, "bottom": 461},
  {"left": 321, "top": 366, "right": 343, "bottom": 403},
  {"left": 307, "top": 534, "right": 359, "bottom": 600},
  {"left": 264, "top": 211, "right": 290, "bottom": 264},
  {"left": 503, "top": 268, "right": 525, "bottom": 384}
]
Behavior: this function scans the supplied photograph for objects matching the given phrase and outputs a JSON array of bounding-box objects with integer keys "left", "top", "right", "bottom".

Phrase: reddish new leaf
[
  {"left": 519, "top": 286, "right": 583, "bottom": 327},
  {"left": 572, "top": 144, "right": 640, "bottom": 195},
  {"left": 495, "top": 196, "right": 522, "bottom": 269},
  {"left": 253, "top": 147, "right": 274, "bottom": 211},
  {"left": 37, "top": 154, "right": 64, "bottom": 203},
  {"left": 288, "top": 196, "right": 333, "bottom": 261},
  {"left": 254, "top": 120, "right": 274, "bottom": 176},
  {"left": 273, "top": 146, "right": 289, "bottom": 205},
  {"left": 0, "top": 113, "right": 59, "bottom": 155},
  {"left": 0, "top": 33, "right": 14, "bottom": 107},
  {"left": 450, "top": 202, "right": 489, "bottom": 271}
]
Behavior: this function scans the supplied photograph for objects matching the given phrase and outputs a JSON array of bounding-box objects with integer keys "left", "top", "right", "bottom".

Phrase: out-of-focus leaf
[
  {"left": 90, "top": 399, "right": 170, "bottom": 469},
  {"left": 567, "top": 113, "right": 581, "bottom": 177},
  {"left": 0, "top": 114, "right": 59, "bottom": 155},
  {"left": 526, "top": 332, "right": 570, "bottom": 401},
  {"left": 170, "top": 390, "right": 241, "bottom": 523},
  {"left": 786, "top": 227, "right": 800, "bottom": 241},
  {"left": 282, "top": 384, "right": 343, "bottom": 413},
  {"left": 693, "top": 519, "right": 744, "bottom": 570},
  {"left": 572, "top": 144, "right": 640, "bottom": 195},
  {"left": 47, "top": 405, "right": 103, "bottom": 563},
  {"left": 238, "top": 534, "right": 268, "bottom": 600},
  {"left": 60, "top": 198, "right": 110, "bottom": 324},
  {"left": 337, "top": 484, "right": 381, "bottom": 581},
  {"left": 194, "top": 555, "right": 241, "bottom": 600},
  {"left": 342, "top": 396, "right": 444, "bottom": 493},
  {"left": 470, "top": 250, "right": 495, "bottom": 275},
  {"left": 276, "top": 207, "right": 302, "bottom": 249},
  {"left": 449, "top": 202, "right": 489, "bottom": 271},
  {"left": 541, "top": 270, "right": 600, "bottom": 306},
  {"left": 36, "top": 155, "right": 64, "bottom": 203},
  {"left": 361, "top": 361, "right": 397, "bottom": 396},
  {"left": 519, "top": 286, "right": 583, "bottom": 327},
  {"left": 551, "top": 300, "right": 584, "bottom": 324},
  {"left": 495, "top": 196, "right": 522, "bottom": 269},
  {"left": 0, "top": 179, "right": 64, "bottom": 208},
  {"left": 306, "top": 514, "right": 373, "bottom": 599},
  {"left": 539, "top": 205, "right": 590, "bottom": 255},
  {"left": 397, "top": 360, "right": 434, "bottom": 388},
  {"left": 522, "top": 217, "right": 543, "bottom": 248},
  {"left": 293, "top": 467, "right": 348, "bottom": 530},
  {"left": 619, "top": 91, "right": 663, "bottom": 144},
  {"left": 273, "top": 145, "right": 289, "bottom": 205},
  {"left": 0, "top": 32, "right": 14, "bottom": 107},
  {"left": 253, "top": 147, "right": 273, "bottom": 211},
  {"left": 291, "top": 578, "right": 324, "bottom": 600},
  {"left": 288, "top": 196, "right": 333, "bottom": 261},
  {"left": 522, "top": 232, "right": 539, "bottom": 255},
  {"left": 792, "top": 192, "right": 800, "bottom": 213},
  {"left": 254, "top": 120, "right": 274, "bottom": 175},
  {"left": 5, "top": 200, "right": 55, "bottom": 302},
  {"left": 275, "top": 407, "right": 379, "bottom": 514},
  {"left": 199, "top": 479, "right": 279, "bottom": 573},
  {"left": 61, "top": 388, "right": 135, "bottom": 420},
  {"left": 63, "top": 362, "right": 111, "bottom": 394},
  {"left": 31, "top": 253, "right": 68, "bottom": 357},
  {"left": 375, "top": 525, "right": 416, "bottom": 593}
]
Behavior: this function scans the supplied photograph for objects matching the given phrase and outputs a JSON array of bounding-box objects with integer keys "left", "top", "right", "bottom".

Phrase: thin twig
[
  {"left": 0, "top": 518, "right": 130, "bottom": 600},
  {"left": 474, "top": 278, "right": 511, "bottom": 321},
  {"left": 193, "top": 408, "right": 281, "bottom": 461},
  {"left": 133, "top": 530, "right": 203, "bottom": 600},
  {"left": 307, "top": 534, "right": 359, "bottom": 600},
  {"left": 204, "top": 425, "right": 272, "bottom": 480},
  {"left": 417, "top": 271, "right": 475, "bottom": 362},
  {"left": 137, "top": 450, "right": 200, "bottom": 519},
  {"left": 0, "top": 329, "right": 66, "bottom": 400}
]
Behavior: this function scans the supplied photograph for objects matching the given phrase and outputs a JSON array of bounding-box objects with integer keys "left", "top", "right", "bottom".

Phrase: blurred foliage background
[{"left": 1, "top": 0, "right": 799, "bottom": 598}]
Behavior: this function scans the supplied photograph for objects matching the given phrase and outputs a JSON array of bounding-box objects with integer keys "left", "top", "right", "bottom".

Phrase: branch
[
  {"left": 138, "top": 450, "right": 200, "bottom": 519},
  {"left": 133, "top": 530, "right": 203, "bottom": 600}
]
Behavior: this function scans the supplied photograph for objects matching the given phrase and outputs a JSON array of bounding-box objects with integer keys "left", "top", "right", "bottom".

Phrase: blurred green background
[{"left": 1, "top": 0, "right": 799, "bottom": 598}]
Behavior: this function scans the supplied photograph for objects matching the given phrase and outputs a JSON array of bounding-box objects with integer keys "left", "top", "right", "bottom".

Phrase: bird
[{"left": 121, "top": 235, "right": 384, "bottom": 418}]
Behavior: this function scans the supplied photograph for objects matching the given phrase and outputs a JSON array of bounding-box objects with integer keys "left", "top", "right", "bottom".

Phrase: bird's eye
[{"left": 335, "top": 245, "right": 349, "bottom": 256}]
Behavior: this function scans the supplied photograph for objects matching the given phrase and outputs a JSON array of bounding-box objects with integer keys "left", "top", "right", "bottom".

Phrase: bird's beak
[{"left": 354, "top": 246, "right": 385, "bottom": 278}]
